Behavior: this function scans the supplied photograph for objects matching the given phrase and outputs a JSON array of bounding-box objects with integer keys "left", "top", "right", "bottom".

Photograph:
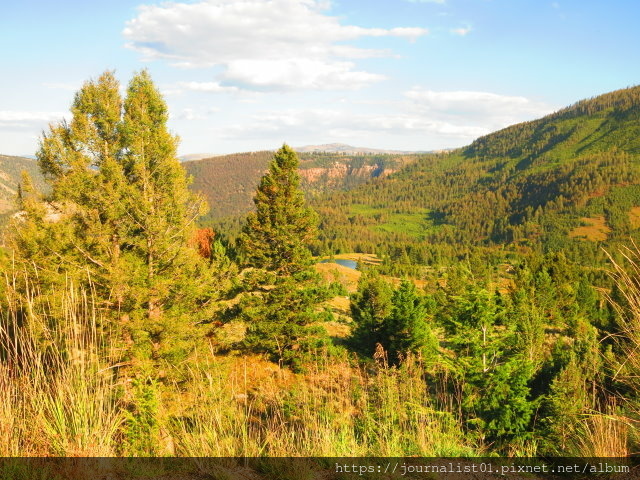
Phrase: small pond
[{"left": 320, "top": 258, "right": 358, "bottom": 270}]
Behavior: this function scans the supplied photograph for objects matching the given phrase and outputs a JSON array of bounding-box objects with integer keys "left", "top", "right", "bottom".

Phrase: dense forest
[
  {"left": 1, "top": 71, "right": 640, "bottom": 476},
  {"left": 312, "top": 86, "right": 640, "bottom": 264}
]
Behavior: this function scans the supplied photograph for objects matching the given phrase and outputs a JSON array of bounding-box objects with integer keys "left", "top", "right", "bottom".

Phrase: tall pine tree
[
  {"left": 11, "top": 70, "right": 217, "bottom": 365},
  {"left": 239, "top": 144, "right": 317, "bottom": 275},
  {"left": 387, "top": 280, "right": 438, "bottom": 363},
  {"left": 349, "top": 270, "right": 394, "bottom": 357},
  {"left": 238, "top": 145, "right": 328, "bottom": 368}
]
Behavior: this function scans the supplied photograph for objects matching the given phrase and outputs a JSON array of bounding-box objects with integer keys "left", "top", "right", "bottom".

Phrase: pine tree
[
  {"left": 387, "top": 280, "right": 438, "bottom": 363},
  {"left": 239, "top": 144, "right": 317, "bottom": 275},
  {"left": 540, "top": 355, "right": 588, "bottom": 454},
  {"left": 349, "top": 270, "right": 393, "bottom": 357},
  {"left": 238, "top": 145, "right": 327, "bottom": 367},
  {"left": 119, "top": 70, "right": 211, "bottom": 324},
  {"left": 437, "top": 285, "right": 536, "bottom": 446},
  {"left": 11, "top": 70, "right": 217, "bottom": 365},
  {"left": 477, "top": 357, "right": 535, "bottom": 443}
]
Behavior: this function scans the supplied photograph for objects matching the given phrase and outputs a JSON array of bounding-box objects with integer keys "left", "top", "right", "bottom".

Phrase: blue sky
[{"left": 1, "top": 0, "right": 639, "bottom": 156}]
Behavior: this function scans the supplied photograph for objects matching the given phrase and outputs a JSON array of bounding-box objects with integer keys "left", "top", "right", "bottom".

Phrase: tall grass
[
  {"left": 0, "top": 274, "right": 123, "bottom": 456},
  {"left": 0, "top": 270, "right": 472, "bottom": 457},
  {"left": 577, "top": 409, "right": 630, "bottom": 457},
  {"left": 7, "top": 264, "right": 636, "bottom": 459},
  {"left": 168, "top": 349, "right": 473, "bottom": 457},
  {"left": 0, "top": 280, "right": 546, "bottom": 461},
  {"left": 602, "top": 244, "right": 640, "bottom": 456}
]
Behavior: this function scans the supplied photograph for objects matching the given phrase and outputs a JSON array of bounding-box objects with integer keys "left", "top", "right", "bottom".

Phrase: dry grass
[
  {"left": 577, "top": 411, "right": 630, "bottom": 457},
  {"left": 0, "top": 277, "right": 123, "bottom": 456},
  {"left": 168, "top": 351, "right": 473, "bottom": 457},
  {"left": 629, "top": 207, "right": 640, "bottom": 229},
  {"left": 331, "top": 252, "right": 381, "bottom": 265},
  {"left": 0, "top": 269, "right": 472, "bottom": 458},
  {"left": 569, "top": 216, "right": 611, "bottom": 241},
  {"left": 604, "top": 244, "right": 640, "bottom": 454},
  {"left": 314, "top": 262, "right": 361, "bottom": 292}
]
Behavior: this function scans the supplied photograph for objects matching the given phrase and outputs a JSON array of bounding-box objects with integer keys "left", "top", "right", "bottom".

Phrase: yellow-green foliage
[{"left": 0, "top": 275, "right": 471, "bottom": 457}]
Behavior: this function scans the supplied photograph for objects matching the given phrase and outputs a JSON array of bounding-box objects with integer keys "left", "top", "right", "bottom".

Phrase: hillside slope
[
  {"left": 183, "top": 150, "right": 419, "bottom": 220},
  {"left": 0, "top": 154, "right": 45, "bottom": 216},
  {"left": 312, "top": 85, "right": 640, "bottom": 258}
]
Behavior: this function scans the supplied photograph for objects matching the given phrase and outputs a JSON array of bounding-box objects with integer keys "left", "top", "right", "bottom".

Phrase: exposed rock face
[
  {"left": 183, "top": 150, "right": 418, "bottom": 220},
  {"left": 299, "top": 162, "right": 394, "bottom": 188}
]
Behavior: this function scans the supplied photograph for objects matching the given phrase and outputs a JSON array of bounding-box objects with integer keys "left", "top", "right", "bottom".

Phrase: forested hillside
[
  {"left": 184, "top": 150, "right": 418, "bottom": 220},
  {"left": 2, "top": 73, "right": 640, "bottom": 469},
  {"left": 312, "top": 86, "right": 640, "bottom": 267}
]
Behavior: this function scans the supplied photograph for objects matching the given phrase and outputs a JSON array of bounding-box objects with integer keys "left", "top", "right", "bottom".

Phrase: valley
[{"left": 2, "top": 78, "right": 640, "bottom": 467}]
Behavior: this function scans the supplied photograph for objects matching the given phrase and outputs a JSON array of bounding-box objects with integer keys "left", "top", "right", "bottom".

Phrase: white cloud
[
  {"left": 123, "top": 0, "right": 427, "bottom": 91},
  {"left": 404, "top": 88, "right": 554, "bottom": 130},
  {"left": 219, "top": 107, "right": 489, "bottom": 143},
  {"left": 450, "top": 26, "right": 471, "bottom": 36},
  {"left": 178, "top": 81, "right": 240, "bottom": 94},
  {"left": 175, "top": 106, "right": 221, "bottom": 120},
  {"left": 222, "top": 59, "right": 385, "bottom": 91},
  {"left": 216, "top": 89, "right": 555, "bottom": 147},
  {"left": 0, "top": 111, "right": 67, "bottom": 129},
  {"left": 160, "top": 87, "right": 185, "bottom": 97},
  {"left": 177, "top": 108, "right": 201, "bottom": 121}
]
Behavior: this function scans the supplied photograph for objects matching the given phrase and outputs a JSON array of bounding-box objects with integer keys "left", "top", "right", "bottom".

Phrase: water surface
[{"left": 320, "top": 258, "right": 358, "bottom": 269}]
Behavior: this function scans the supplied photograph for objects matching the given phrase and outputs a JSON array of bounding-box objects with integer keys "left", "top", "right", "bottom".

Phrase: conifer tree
[
  {"left": 11, "top": 70, "right": 216, "bottom": 365},
  {"left": 351, "top": 275, "right": 437, "bottom": 364},
  {"left": 238, "top": 145, "right": 327, "bottom": 367},
  {"left": 349, "top": 270, "right": 393, "bottom": 357},
  {"left": 387, "top": 280, "right": 438, "bottom": 363},
  {"left": 239, "top": 144, "right": 317, "bottom": 275}
]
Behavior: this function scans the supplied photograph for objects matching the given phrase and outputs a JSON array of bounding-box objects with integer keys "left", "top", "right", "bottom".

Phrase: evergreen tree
[
  {"left": 11, "top": 70, "right": 217, "bottom": 366},
  {"left": 437, "top": 285, "right": 536, "bottom": 446},
  {"left": 119, "top": 71, "right": 212, "bottom": 325},
  {"left": 240, "top": 273, "right": 329, "bottom": 369},
  {"left": 477, "top": 357, "right": 535, "bottom": 443},
  {"left": 540, "top": 355, "right": 588, "bottom": 454},
  {"left": 387, "top": 280, "right": 438, "bottom": 364},
  {"left": 238, "top": 145, "right": 327, "bottom": 367},
  {"left": 349, "top": 270, "right": 393, "bottom": 357},
  {"left": 239, "top": 144, "right": 317, "bottom": 275}
]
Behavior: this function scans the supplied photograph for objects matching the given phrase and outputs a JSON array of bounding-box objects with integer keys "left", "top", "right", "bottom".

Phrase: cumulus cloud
[
  {"left": 123, "top": 0, "right": 427, "bottom": 91},
  {"left": 0, "top": 111, "right": 66, "bottom": 129},
  {"left": 216, "top": 88, "right": 555, "bottom": 147},
  {"left": 221, "top": 59, "right": 386, "bottom": 91},
  {"left": 219, "top": 107, "right": 489, "bottom": 143},
  {"left": 404, "top": 88, "right": 554, "bottom": 132}
]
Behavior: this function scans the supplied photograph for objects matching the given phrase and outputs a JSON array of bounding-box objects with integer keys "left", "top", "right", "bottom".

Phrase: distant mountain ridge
[
  {"left": 293, "top": 143, "right": 426, "bottom": 155},
  {"left": 179, "top": 143, "right": 427, "bottom": 162},
  {"left": 183, "top": 150, "right": 422, "bottom": 221},
  {"left": 179, "top": 153, "right": 222, "bottom": 162}
]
